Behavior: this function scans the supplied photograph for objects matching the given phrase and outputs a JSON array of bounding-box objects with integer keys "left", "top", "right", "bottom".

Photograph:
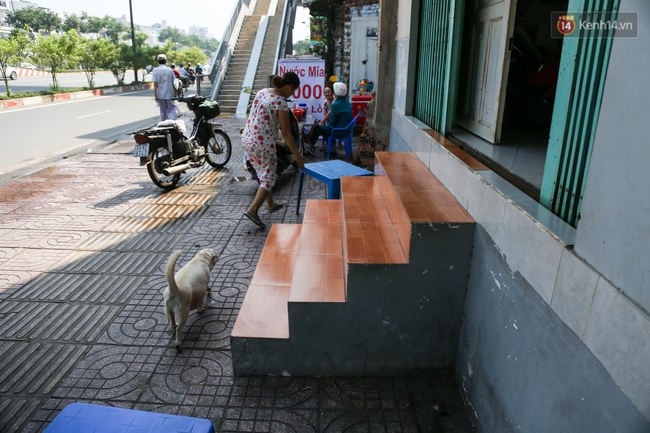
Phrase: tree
[
  {"left": 158, "top": 26, "right": 219, "bottom": 57},
  {"left": 0, "top": 30, "right": 31, "bottom": 97},
  {"left": 108, "top": 42, "right": 132, "bottom": 86},
  {"left": 117, "top": 31, "right": 157, "bottom": 84},
  {"left": 158, "top": 27, "right": 184, "bottom": 44},
  {"left": 62, "top": 12, "right": 92, "bottom": 34},
  {"left": 5, "top": 6, "right": 62, "bottom": 34},
  {"left": 175, "top": 46, "right": 208, "bottom": 69},
  {"left": 293, "top": 39, "right": 311, "bottom": 55},
  {"left": 97, "top": 16, "right": 128, "bottom": 41},
  {"left": 62, "top": 12, "right": 124, "bottom": 38},
  {"left": 32, "top": 31, "right": 80, "bottom": 89},
  {"left": 73, "top": 34, "right": 118, "bottom": 88}
]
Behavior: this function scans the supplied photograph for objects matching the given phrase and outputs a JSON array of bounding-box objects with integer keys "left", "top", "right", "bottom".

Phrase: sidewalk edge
[{"left": 0, "top": 83, "right": 153, "bottom": 111}]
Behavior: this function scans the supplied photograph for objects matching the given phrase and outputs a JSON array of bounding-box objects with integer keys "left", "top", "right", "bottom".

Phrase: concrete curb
[{"left": 0, "top": 82, "right": 153, "bottom": 111}]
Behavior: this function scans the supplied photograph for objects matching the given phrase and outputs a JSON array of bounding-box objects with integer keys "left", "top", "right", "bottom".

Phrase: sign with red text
[{"left": 278, "top": 59, "right": 326, "bottom": 121}]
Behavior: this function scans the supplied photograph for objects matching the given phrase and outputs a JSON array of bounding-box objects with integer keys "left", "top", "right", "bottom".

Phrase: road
[
  {"left": 1, "top": 71, "right": 149, "bottom": 95},
  {"left": 0, "top": 89, "right": 162, "bottom": 177}
]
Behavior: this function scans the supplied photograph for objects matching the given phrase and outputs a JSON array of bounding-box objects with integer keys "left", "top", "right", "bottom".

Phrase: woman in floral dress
[{"left": 241, "top": 72, "right": 305, "bottom": 229}]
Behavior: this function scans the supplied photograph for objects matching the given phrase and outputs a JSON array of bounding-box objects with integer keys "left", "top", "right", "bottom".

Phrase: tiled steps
[
  {"left": 231, "top": 201, "right": 345, "bottom": 340},
  {"left": 231, "top": 152, "right": 476, "bottom": 376}
]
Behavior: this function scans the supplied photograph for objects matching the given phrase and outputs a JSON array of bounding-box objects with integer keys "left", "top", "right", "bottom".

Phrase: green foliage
[
  {"left": 99, "top": 16, "right": 128, "bottom": 43},
  {"left": 174, "top": 46, "right": 207, "bottom": 67},
  {"left": 63, "top": 13, "right": 127, "bottom": 41},
  {"left": 32, "top": 31, "right": 80, "bottom": 90},
  {"left": 157, "top": 26, "right": 218, "bottom": 57},
  {"left": 293, "top": 39, "right": 311, "bottom": 55},
  {"left": 116, "top": 31, "right": 157, "bottom": 84},
  {"left": 0, "top": 30, "right": 32, "bottom": 97},
  {"left": 74, "top": 35, "right": 118, "bottom": 88},
  {"left": 5, "top": 6, "right": 62, "bottom": 34}
]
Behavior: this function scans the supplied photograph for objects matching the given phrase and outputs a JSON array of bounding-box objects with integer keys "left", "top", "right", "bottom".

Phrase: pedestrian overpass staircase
[
  {"left": 230, "top": 152, "right": 477, "bottom": 376},
  {"left": 202, "top": 0, "right": 295, "bottom": 115}
]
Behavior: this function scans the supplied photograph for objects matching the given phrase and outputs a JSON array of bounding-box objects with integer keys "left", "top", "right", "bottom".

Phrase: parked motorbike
[
  {"left": 240, "top": 87, "right": 303, "bottom": 182},
  {"left": 132, "top": 95, "right": 232, "bottom": 190}
]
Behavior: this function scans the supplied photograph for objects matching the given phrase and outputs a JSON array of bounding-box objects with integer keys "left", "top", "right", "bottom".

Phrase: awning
[{"left": 304, "top": 0, "right": 345, "bottom": 16}]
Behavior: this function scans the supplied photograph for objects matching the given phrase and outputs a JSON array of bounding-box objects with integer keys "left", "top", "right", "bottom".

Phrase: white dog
[{"left": 163, "top": 249, "right": 217, "bottom": 352}]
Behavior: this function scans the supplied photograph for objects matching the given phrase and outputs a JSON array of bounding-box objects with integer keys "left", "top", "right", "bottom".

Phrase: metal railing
[
  {"left": 208, "top": 0, "right": 254, "bottom": 101},
  {"left": 272, "top": 0, "right": 299, "bottom": 74}
]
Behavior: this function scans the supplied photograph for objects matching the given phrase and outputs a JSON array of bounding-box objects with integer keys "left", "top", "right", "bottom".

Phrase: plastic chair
[{"left": 326, "top": 114, "right": 361, "bottom": 160}]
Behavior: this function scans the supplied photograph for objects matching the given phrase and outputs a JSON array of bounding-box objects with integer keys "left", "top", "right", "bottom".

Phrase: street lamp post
[{"left": 128, "top": 0, "right": 138, "bottom": 83}]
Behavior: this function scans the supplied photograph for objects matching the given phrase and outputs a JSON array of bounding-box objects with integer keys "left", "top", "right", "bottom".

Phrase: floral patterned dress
[{"left": 241, "top": 89, "right": 289, "bottom": 191}]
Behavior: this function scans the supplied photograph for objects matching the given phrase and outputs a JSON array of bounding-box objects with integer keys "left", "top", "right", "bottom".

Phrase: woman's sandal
[
  {"left": 267, "top": 203, "right": 284, "bottom": 213},
  {"left": 244, "top": 211, "right": 266, "bottom": 229}
]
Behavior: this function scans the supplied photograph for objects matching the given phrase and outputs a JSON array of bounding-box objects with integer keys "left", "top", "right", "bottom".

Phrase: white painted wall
[{"left": 574, "top": 0, "right": 650, "bottom": 314}]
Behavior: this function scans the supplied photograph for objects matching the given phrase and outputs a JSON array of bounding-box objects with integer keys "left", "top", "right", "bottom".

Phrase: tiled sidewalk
[{"left": 0, "top": 117, "right": 474, "bottom": 432}]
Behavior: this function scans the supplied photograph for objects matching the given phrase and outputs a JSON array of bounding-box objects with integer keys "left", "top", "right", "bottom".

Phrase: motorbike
[
  {"left": 174, "top": 77, "right": 189, "bottom": 98},
  {"left": 132, "top": 95, "right": 232, "bottom": 190},
  {"left": 241, "top": 87, "right": 303, "bottom": 182}
]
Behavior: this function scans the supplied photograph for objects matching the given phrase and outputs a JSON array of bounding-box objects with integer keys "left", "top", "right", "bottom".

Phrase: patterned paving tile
[
  {"left": 138, "top": 348, "right": 233, "bottom": 405},
  {"left": 0, "top": 270, "right": 41, "bottom": 300},
  {"left": 10, "top": 273, "right": 146, "bottom": 304},
  {"left": 53, "top": 251, "right": 167, "bottom": 274},
  {"left": 0, "top": 342, "right": 87, "bottom": 395},
  {"left": 2, "top": 248, "right": 73, "bottom": 272},
  {"left": 101, "top": 216, "right": 196, "bottom": 233},
  {"left": 52, "top": 345, "right": 164, "bottom": 401},
  {"left": 76, "top": 232, "right": 186, "bottom": 252},
  {"left": 0, "top": 397, "right": 47, "bottom": 433},
  {"left": 0, "top": 302, "right": 120, "bottom": 342},
  {"left": 33, "top": 231, "right": 93, "bottom": 250}
]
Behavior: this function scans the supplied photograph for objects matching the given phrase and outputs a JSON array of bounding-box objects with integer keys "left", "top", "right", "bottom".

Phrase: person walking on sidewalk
[
  {"left": 241, "top": 72, "right": 306, "bottom": 229},
  {"left": 151, "top": 54, "right": 177, "bottom": 121}
]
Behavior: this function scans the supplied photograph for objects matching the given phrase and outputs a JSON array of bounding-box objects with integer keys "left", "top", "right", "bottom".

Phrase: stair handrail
[
  {"left": 272, "top": 0, "right": 298, "bottom": 75},
  {"left": 208, "top": 0, "right": 257, "bottom": 101}
]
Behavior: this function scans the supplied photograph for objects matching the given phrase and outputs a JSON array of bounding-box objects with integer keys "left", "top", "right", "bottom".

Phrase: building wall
[
  {"left": 457, "top": 226, "right": 650, "bottom": 433},
  {"left": 574, "top": 0, "right": 650, "bottom": 314},
  {"left": 388, "top": 0, "right": 650, "bottom": 429},
  {"left": 332, "top": 0, "right": 378, "bottom": 83}
]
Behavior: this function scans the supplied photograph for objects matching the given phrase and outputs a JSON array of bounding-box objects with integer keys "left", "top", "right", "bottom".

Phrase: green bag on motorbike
[{"left": 197, "top": 100, "right": 220, "bottom": 120}]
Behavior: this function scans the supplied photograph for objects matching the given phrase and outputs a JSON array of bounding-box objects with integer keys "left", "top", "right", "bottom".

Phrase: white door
[
  {"left": 457, "top": 0, "right": 516, "bottom": 143},
  {"left": 350, "top": 17, "right": 378, "bottom": 90}
]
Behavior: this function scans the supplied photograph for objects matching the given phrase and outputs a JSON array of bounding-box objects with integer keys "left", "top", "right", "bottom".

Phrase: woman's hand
[
  {"left": 294, "top": 153, "right": 306, "bottom": 170},
  {"left": 278, "top": 109, "right": 305, "bottom": 170}
]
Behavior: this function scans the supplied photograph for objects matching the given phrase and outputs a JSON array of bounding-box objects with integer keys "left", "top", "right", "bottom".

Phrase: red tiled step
[
  {"left": 231, "top": 224, "right": 301, "bottom": 339},
  {"left": 290, "top": 200, "right": 345, "bottom": 302},
  {"left": 341, "top": 177, "right": 409, "bottom": 264},
  {"left": 375, "top": 151, "right": 475, "bottom": 223}
]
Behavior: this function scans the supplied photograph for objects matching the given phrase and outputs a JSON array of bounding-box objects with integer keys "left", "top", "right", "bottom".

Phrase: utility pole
[{"left": 129, "top": 0, "right": 138, "bottom": 83}]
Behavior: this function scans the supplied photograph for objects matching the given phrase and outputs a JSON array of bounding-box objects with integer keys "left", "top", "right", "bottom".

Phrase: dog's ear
[{"left": 209, "top": 251, "right": 218, "bottom": 268}]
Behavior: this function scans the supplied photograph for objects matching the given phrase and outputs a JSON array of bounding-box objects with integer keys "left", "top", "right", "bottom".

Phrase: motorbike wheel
[
  {"left": 147, "top": 147, "right": 181, "bottom": 190},
  {"left": 205, "top": 129, "right": 232, "bottom": 168}
]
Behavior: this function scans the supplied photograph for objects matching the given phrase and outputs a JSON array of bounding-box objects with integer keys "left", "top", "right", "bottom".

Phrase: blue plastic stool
[
  {"left": 44, "top": 402, "right": 215, "bottom": 433},
  {"left": 326, "top": 114, "right": 361, "bottom": 160},
  {"left": 295, "top": 160, "right": 373, "bottom": 215}
]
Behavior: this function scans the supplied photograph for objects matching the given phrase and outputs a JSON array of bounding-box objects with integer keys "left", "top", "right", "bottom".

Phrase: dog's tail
[{"left": 165, "top": 250, "right": 182, "bottom": 295}]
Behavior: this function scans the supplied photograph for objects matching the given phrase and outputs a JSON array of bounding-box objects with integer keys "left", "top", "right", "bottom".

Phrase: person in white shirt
[
  {"left": 177, "top": 63, "right": 190, "bottom": 87},
  {"left": 151, "top": 54, "right": 177, "bottom": 121}
]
